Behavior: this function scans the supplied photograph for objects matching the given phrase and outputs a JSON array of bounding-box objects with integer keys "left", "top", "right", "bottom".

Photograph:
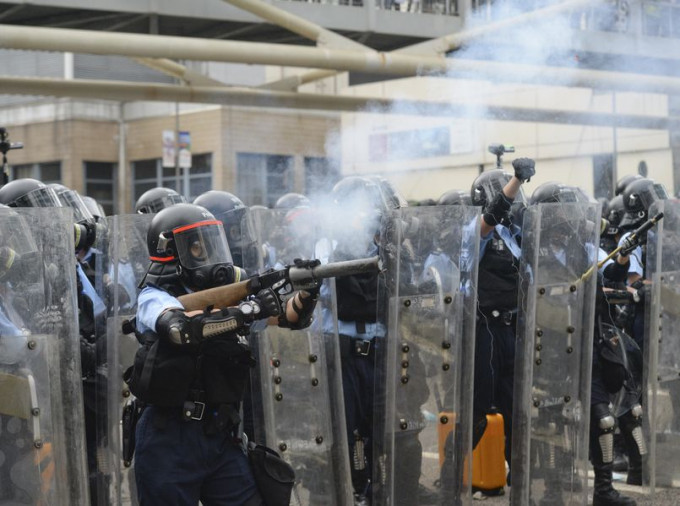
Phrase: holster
[{"left": 122, "top": 397, "right": 145, "bottom": 467}]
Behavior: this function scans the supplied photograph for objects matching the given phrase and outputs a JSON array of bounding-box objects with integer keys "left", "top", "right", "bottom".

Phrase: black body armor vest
[{"left": 477, "top": 231, "right": 520, "bottom": 311}]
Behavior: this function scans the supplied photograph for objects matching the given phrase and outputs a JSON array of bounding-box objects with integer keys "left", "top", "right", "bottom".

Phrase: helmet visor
[
  {"left": 174, "top": 220, "right": 232, "bottom": 269},
  {"left": 638, "top": 183, "right": 669, "bottom": 210},
  {"left": 473, "top": 172, "right": 513, "bottom": 207},
  {"left": 213, "top": 207, "right": 247, "bottom": 248},
  {"left": 13, "top": 187, "right": 61, "bottom": 208},
  {"left": 143, "top": 194, "right": 186, "bottom": 214},
  {"left": 56, "top": 189, "right": 94, "bottom": 224}
]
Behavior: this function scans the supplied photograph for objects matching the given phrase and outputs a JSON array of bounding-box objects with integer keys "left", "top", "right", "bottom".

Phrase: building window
[
  {"left": 11, "top": 161, "right": 61, "bottom": 184},
  {"left": 368, "top": 126, "right": 451, "bottom": 162},
  {"left": 236, "top": 153, "right": 294, "bottom": 207},
  {"left": 132, "top": 154, "right": 212, "bottom": 207},
  {"left": 84, "top": 161, "right": 116, "bottom": 215},
  {"left": 304, "top": 157, "right": 340, "bottom": 200}
]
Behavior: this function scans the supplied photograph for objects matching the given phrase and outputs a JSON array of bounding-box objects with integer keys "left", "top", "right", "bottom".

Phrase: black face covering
[{"left": 176, "top": 262, "right": 235, "bottom": 291}]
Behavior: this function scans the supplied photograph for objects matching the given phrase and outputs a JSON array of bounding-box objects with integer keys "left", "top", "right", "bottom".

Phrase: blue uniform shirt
[
  {"left": 136, "top": 285, "right": 185, "bottom": 334},
  {"left": 77, "top": 262, "right": 106, "bottom": 320}
]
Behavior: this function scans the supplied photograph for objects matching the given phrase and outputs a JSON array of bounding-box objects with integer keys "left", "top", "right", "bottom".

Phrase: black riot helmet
[
  {"left": 620, "top": 178, "right": 668, "bottom": 229},
  {"left": 606, "top": 195, "right": 625, "bottom": 233},
  {"left": 530, "top": 181, "right": 593, "bottom": 205},
  {"left": 193, "top": 190, "right": 248, "bottom": 266},
  {"left": 472, "top": 169, "right": 527, "bottom": 226},
  {"left": 144, "top": 203, "right": 234, "bottom": 292},
  {"left": 615, "top": 174, "right": 643, "bottom": 197},
  {"left": 438, "top": 189, "right": 472, "bottom": 206},
  {"left": 330, "top": 176, "right": 385, "bottom": 247},
  {"left": 367, "top": 175, "right": 408, "bottom": 211},
  {"left": 274, "top": 192, "right": 310, "bottom": 210},
  {"left": 135, "top": 187, "right": 186, "bottom": 214},
  {"left": 470, "top": 170, "right": 512, "bottom": 208},
  {"left": 0, "top": 178, "right": 61, "bottom": 208}
]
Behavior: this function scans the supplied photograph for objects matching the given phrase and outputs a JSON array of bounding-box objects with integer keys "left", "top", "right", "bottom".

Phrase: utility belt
[
  {"left": 151, "top": 392, "right": 242, "bottom": 436},
  {"left": 477, "top": 308, "right": 517, "bottom": 327},
  {"left": 339, "top": 333, "right": 377, "bottom": 360}
]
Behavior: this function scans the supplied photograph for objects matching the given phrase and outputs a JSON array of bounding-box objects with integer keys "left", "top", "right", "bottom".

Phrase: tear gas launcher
[{"left": 177, "top": 256, "right": 382, "bottom": 312}]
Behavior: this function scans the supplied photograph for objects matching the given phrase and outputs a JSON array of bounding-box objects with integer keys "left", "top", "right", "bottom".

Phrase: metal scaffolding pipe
[
  {"left": 220, "top": 0, "right": 369, "bottom": 50},
  {"left": 1, "top": 24, "right": 679, "bottom": 95},
  {"left": 399, "top": 0, "right": 601, "bottom": 55},
  {"left": 0, "top": 76, "right": 673, "bottom": 130},
  {"left": 132, "top": 57, "right": 225, "bottom": 86},
  {"left": 262, "top": 0, "right": 603, "bottom": 89}
]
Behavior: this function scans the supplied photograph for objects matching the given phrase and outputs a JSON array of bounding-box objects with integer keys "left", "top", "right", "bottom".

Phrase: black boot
[
  {"left": 625, "top": 444, "right": 643, "bottom": 487},
  {"left": 592, "top": 463, "right": 637, "bottom": 506}
]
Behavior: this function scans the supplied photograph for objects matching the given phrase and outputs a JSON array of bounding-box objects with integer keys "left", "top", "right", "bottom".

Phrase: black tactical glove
[
  {"left": 619, "top": 234, "right": 641, "bottom": 256},
  {"left": 252, "top": 288, "right": 283, "bottom": 319},
  {"left": 512, "top": 157, "right": 535, "bottom": 183},
  {"left": 80, "top": 337, "right": 97, "bottom": 378}
]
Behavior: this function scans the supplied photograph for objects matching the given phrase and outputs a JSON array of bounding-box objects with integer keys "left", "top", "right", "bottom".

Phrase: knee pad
[
  {"left": 593, "top": 404, "right": 615, "bottom": 464},
  {"left": 620, "top": 404, "right": 647, "bottom": 457}
]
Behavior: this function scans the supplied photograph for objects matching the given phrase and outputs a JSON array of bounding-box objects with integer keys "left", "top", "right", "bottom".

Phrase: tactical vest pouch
[
  {"left": 247, "top": 441, "right": 295, "bottom": 506},
  {"left": 200, "top": 335, "right": 255, "bottom": 405},
  {"left": 127, "top": 331, "right": 196, "bottom": 406},
  {"left": 335, "top": 272, "right": 379, "bottom": 322}
]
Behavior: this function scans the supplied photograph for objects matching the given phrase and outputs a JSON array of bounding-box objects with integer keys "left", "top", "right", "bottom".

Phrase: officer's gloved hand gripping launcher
[{"left": 177, "top": 256, "right": 382, "bottom": 312}]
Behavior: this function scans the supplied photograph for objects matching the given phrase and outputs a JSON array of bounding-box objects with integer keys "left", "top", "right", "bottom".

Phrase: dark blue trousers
[
  {"left": 340, "top": 344, "right": 376, "bottom": 495},
  {"left": 135, "top": 407, "right": 261, "bottom": 506},
  {"left": 473, "top": 317, "right": 516, "bottom": 466}
]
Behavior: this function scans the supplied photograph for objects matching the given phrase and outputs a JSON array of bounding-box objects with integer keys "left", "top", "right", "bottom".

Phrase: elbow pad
[
  {"left": 156, "top": 308, "right": 246, "bottom": 346},
  {"left": 483, "top": 192, "right": 513, "bottom": 227},
  {"left": 278, "top": 291, "right": 318, "bottom": 330}
]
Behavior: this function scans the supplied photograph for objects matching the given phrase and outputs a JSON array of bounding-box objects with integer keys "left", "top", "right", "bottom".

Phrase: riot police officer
[
  {"left": 618, "top": 178, "right": 669, "bottom": 352},
  {"left": 274, "top": 192, "right": 310, "bottom": 210},
  {"left": 128, "top": 203, "right": 316, "bottom": 506},
  {"left": 323, "top": 176, "right": 396, "bottom": 505},
  {"left": 135, "top": 186, "right": 186, "bottom": 214},
  {"left": 194, "top": 190, "right": 254, "bottom": 269},
  {"left": 0, "top": 178, "right": 107, "bottom": 504},
  {"left": 437, "top": 189, "right": 473, "bottom": 207},
  {"left": 530, "top": 182, "right": 637, "bottom": 506},
  {"left": 470, "top": 159, "right": 534, "bottom": 483}
]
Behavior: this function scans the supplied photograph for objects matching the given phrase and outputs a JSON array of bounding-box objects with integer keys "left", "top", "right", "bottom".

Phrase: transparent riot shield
[
  {"left": 0, "top": 335, "right": 64, "bottom": 504},
  {"left": 98, "top": 214, "right": 152, "bottom": 506},
  {"left": 511, "top": 203, "right": 600, "bottom": 506},
  {"left": 643, "top": 199, "right": 680, "bottom": 499},
  {"left": 243, "top": 207, "right": 353, "bottom": 506},
  {"left": 374, "top": 205, "right": 479, "bottom": 506},
  {"left": 0, "top": 207, "right": 90, "bottom": 504}
]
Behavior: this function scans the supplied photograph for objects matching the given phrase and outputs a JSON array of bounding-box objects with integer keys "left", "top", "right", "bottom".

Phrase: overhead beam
[
  {"left": 398, "top": 0, "right": 601, "bottom": 55},
  {"left": 263, "top": 0, "right": 602, "bottom": 90},
  {"left": 2, "top": 24, "right": 680, "bottom": 94},
  {"left": 131, "top": 57, "right": 226, "bottom": 86},
  {"left": 220, "top": 0, "right": 369, "bottom": 50},
  {"left": 0, "top": 76, "right": 674, "bottom": 130}
]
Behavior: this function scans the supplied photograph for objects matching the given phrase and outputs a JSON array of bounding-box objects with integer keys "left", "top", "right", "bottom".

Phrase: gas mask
[{"left": 168, "top": 220, "right": 235, "bottom": 291}]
